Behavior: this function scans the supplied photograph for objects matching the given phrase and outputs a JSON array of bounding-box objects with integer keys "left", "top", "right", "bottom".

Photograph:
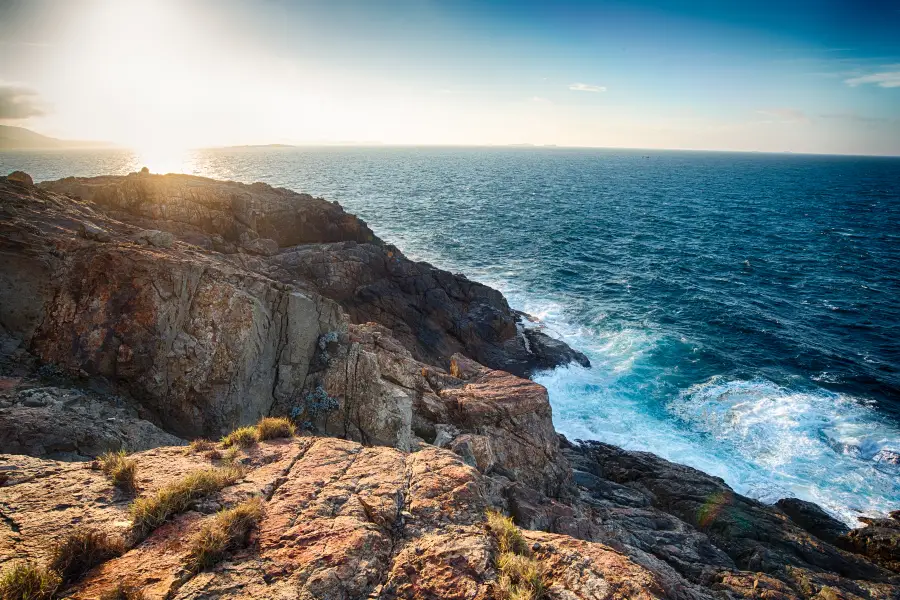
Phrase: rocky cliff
[{"left": 0, "top": 170, "right": 897, "bottom": 600}]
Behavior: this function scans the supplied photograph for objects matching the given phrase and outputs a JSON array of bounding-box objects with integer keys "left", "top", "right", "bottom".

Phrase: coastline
[{"left": 1, "top": 170, "right": 898, "bottom": 598}]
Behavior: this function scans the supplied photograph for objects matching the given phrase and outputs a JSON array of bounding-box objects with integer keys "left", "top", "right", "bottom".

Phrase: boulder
[
  {"left": 776, "top": 497, "right": 849, "bottom": 544},
  {"left": 6, "top": 170, "right": 33, "bottom": 187},
  {"left": 837, "top": 515, "right": 900, "bottom": 573},
  {"left": 0, "top": 385, "right": 184, "bottom": 459},
  {"left": 78, "top": 221, "right": 112, "bottom": 242}
]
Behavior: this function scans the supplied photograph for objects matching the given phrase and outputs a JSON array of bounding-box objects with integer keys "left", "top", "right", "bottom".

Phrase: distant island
[{"left": 0, "top": 125, "right": 114, "bottom": 150}]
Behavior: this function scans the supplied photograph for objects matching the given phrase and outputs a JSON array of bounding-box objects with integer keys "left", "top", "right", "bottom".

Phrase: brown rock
[{"left": 6, "top": 171, "right": 33, "bottom": 187}]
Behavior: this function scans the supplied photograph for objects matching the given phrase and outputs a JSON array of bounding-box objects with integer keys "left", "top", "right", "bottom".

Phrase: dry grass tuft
[
  {"left": 185, "top": 497, "right": 265, "bottom": 572},
  {"left": 129, "top": 466, "right": 243, "bottom": 539},
  {"left": 497, "top": 552, "right": 547, "bottom": 600},
  {"left": 254, "top": 417, "right": 295, "bottom": 441},
  {"left": 487, "top": 511, "right": 548, "bottom": 600},
  {"left": 98, "top": 583, "right": 147, "bottom": 600},
  {"left": 203, "top": 449, "right": 223, "bottom": 461},
  {"left": 0, "top": 562, "right": 60, "bottom": 600},
  {"left": 222, "top": 447, "right": 241, "bottom": 464},
  {"left": 47, "top": 528, "right": 124, "bottom": 585},
  {"left": 185, "top": 439, "right": 215, "bottom": 454},
  {"left": 487, "top": 511, "right": 529, "bottom": 555},
  {"left": 99, "top": 450, "right": 137, "bottom": 492},
  {"left": 220, "top": 427, "right": 257, "bottom": 449}
]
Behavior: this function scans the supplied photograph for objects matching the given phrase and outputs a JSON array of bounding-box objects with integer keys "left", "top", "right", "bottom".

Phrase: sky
[{"left": 0, "top": 0, "right": 899, "bottom": 155}]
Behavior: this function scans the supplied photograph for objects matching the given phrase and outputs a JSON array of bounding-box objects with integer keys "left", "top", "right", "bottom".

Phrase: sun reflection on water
[{"left": 130, "top": 145, "right": 198, "bottom": 175}]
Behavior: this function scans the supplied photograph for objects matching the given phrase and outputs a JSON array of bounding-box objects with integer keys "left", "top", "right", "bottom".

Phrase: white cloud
[
  {"left": 569, "top": 82, "right": 607, "bottom": 93},
  {"left": 845, "top": 70, "right": 900, "bottom": 88},
  {"left": 0, "top": 83, "right": 44, "bottom": 120}
]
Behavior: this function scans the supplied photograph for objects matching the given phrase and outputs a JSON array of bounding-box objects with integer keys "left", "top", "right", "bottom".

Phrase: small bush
[
  {"left": 220, "top": 427, "right": 257, "bottom": 449},
  {"left": 47, "top": 528, "right": 124, "bottom": 585},
  {"left": 255, "top": 417, "right": 295, "bottom": 441},
  {"left": 203, "top": 449, "right": 223, "bottom": 461},
  {"left": 497, "top": 552, "right": 547, "bottom": 600},
  {"left": 129, "top": 466, "right": 243, "bottom": 538},
  {"left": 487, "top": 511, "right": 547, "bottom": 600},
  {"left": 0, "top": 562, "right": 60, "bottom": 600},
  {"left": 487, "top": 511, "right": 529, "bottom": 556},
  {"left": 291, "top": 385, "right": 339, "bottom": 430},
  {"left": 98, "top": 583, "right": 147, "bottom": 600},
  {"left": 185, "top": 439, "right": 215, "bottom": 454},
  {"left": 222, "top": 447, "right": 241, "bottom": 464},
  {"left": 99, "top": 451, "right": 137, "bottom": 492},
  {"left": 185, "top": 497, "right": 265, "bottom": 572}
]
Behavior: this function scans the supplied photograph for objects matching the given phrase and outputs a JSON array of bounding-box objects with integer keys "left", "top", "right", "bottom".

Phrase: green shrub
[
  {"left": 47, "top": 528, "right": 124, "bottom": 585},
  {"left": 0, "top": 562, "right": 60, "bottom": 600},
  {"left": 220, "top": 427, "right": 257, "bottom": 449},
  {"left": 185, "top": 497, "right": 265, "bottom": 572},
  {"left": 129, "top": 466, "right": 243, "bottom": 538},
  {"left": 254, "top": 417, "right": 295, "bottom": 441},
  {"left": 99, "top": 451, "right": 137, "bottom": 492}
]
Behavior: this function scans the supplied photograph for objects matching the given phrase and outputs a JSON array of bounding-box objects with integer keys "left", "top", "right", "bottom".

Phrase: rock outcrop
[
  {"left": 1, "top": 170, "right": 898, "bottom": 599},
  {"left": 2, "top": 435, "right": 898, "bottom": 599},
  {"left": 306, "top": 323, "right": 572, "bottom": 497},
  {"left": 0, "top": 172, "right": 583, "bottom": 439},
  {"left": 0, "top": 437, "right": 694, "bottom": 600}
]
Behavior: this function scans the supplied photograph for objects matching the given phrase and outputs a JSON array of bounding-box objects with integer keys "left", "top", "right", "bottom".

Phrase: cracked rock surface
[{"left": 2, "top": 171, "right": 898, "bottom": 599}]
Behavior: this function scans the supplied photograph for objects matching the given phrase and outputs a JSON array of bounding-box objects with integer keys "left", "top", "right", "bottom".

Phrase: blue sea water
[{"left": 3, "top": 146, "right": 900, "bottom": 524}]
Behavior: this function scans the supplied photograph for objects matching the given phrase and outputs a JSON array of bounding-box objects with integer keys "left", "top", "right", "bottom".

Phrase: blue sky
[{"left": 0, "top": 0, "right": 898, "bottom": 154}]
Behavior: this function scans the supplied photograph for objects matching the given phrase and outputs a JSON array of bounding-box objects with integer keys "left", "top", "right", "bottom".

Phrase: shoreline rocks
[{"left": 1, "top": 170, "right": 898, "bottom": 599}]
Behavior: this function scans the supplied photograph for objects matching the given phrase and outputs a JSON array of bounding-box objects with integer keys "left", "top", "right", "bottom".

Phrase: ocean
[{"left": 3, "top": 146, "right": 899, "bottom": 524}]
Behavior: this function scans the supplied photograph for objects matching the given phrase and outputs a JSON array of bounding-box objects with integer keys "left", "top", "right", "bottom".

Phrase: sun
[{"left": 132, "top": 144, "right": 195, "bottom": 176}]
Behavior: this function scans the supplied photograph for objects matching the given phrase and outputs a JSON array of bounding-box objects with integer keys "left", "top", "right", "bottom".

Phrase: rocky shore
[{"left": 0, "top": 170, "right": 897, "bottom": 599}]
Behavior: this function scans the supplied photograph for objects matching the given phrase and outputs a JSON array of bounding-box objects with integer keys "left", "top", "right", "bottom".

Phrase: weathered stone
[
  {"left": 130, "top": 229, "right": 175, "bottom": 248},
  {"left": 78, "top": 221, "right": 112, "bottom": 242},
  {"left": 776, "top": 497, "right": 849, "bottom": 545},
  {"left": 5, "top": 171, "right": 33, "bottom": 187},
  {"left": 241, "top": 236, "right": 279, "bottom": 256},
  {"left": 0, "top": 384, "right": 183, "bottom": 459},
  {"left": 837, "top": 516, "right": 900, "bottom": 573}
]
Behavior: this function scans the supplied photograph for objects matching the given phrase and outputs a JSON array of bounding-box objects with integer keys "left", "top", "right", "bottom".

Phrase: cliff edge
[{"left": 0, "top": 170, "right": 897, "bottom": 600}]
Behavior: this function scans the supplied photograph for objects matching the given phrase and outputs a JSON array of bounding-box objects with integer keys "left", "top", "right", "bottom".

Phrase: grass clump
[
  {"left": 99, "top": 451, "right": 137, "bottom": 492},
  {"left": 254, "top": 417, "right": 295, "bottom": 441},
  {"left": 129, "top": 466, "right": 243, "bottom": 539},
  {"left": 486, "top": 511, "right": 547, "bottom": 600},
  {"left": 47, "top": 529, "right": 124, "bottom": 585},
  {"left": 185, "top": 439, "right": 215, "bottom": 455},
  {"left": 99, "top": 583, "right": 147, "bottom": 600},
  {"left": 221, "top": 447, "right": 241, "bottom": 464},
  {"left": 220, "top": 427, "right": 257, "bottom": 449},
  {"left": 497, "top": 552, "right": 547, "bottom": 600},
  {"left": 0, "top": 562, "right": 60, "bottom": 600},
  {"left": 185, "top": 497, "right": 264, "bottom": 572},
  {"left": 487, "top": 511, "right": 529, "bottom": 555}
]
